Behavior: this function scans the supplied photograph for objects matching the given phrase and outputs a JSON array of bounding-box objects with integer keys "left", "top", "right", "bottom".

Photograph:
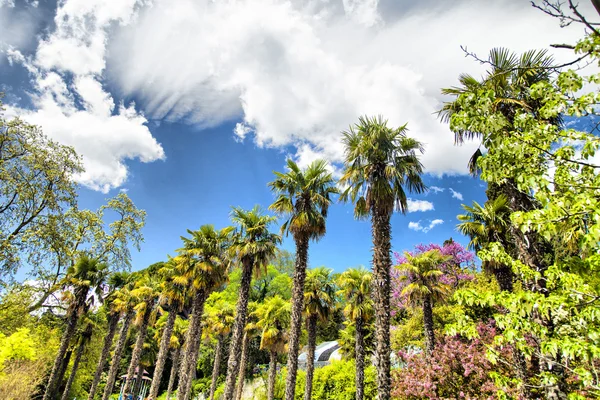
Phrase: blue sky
[{"left": 0, "top": 0, "right": 588, "bottom": 273}]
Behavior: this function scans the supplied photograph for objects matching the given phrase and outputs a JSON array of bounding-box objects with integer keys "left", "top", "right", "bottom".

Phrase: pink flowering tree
[{"left": 391, "top": 241, "right": 475, "bottom": 313}]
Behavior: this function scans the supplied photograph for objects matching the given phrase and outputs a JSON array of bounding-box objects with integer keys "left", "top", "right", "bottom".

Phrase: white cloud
[
  {"left": 429, "top": 186, "right": 445, "bottom": 194},
  {"left": 105, "top": 0, "right": 585, "bottom": 176},
  {"left": 408, "top": 219, "right": 444, "bottom": 233},
  {"left": 7, "top": 0, "right": 165, "bottom": 192},
  {"left": 406, "top": 199, "right": 434, "bottom": 213},
  {"left": 449, "top": 188, "right": 464, "bottom": 201}
]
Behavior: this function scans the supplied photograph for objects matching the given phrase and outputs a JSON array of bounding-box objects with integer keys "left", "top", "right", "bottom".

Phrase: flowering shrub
[{"left": 391, "top": 323, "right": 518, "bottom": 400}]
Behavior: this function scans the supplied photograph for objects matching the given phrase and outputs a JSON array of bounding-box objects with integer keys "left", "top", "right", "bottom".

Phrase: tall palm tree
[
  {"left": 88, "top": 272, "right": 133, "bottom": 400},
  {"left": 268, "top": 159, "right": 338, "bottom": 400},
  {"left": 102, "top": 285, "right": 137, "bottom": 400},
  {"left": 123, "top": 274, "right": 160, "bottom": 397},
  {"left": 176, "top": 225, "right": 232, "bottom": 400},
  {"left": 43, "top": 256, "right": 108, "bottom": 400},
  {"left": 222, "top": 207, "right": 280, "bottom": 399},
  {"left": 251, "top": 296, "right": 291, "bottom": 400},
  {"left": 60, "top": 318, "right": 95, "bottom": 400},
  {"left": 340, "top": 116, "right": 426, "bottom": 400},
  {"left": 204, "top": 297, "right": 236, "bottom": 400},
  {"left": 338, "top": 267, "right": 374, "bottom": 400},
  {"left": 303, "top": 267, "right": 336, "bottom": 400},
  {"left": 396, "top": 249, "right": 452, "bottom": 355},
  {"left": 457, "top": 195, "right": 514, "bottom": 292},
  {"left": 148, "top": 261, "right": 189, "bottom": 400},
  {"left": 234, "top": 301, "right": 260, "bottom": 400}
]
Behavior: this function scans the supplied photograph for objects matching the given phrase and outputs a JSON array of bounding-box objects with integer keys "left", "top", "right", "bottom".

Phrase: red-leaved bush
[{"left": 391, "top": 323, "right": 518, "bottom": 400}]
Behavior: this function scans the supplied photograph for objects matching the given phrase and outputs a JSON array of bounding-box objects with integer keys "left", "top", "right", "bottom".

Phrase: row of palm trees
[{"left": 42, "top": 114, "right": 428, "bottom": 400}]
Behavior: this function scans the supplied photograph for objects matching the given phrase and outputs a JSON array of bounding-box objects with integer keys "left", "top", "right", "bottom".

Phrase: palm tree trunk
[
  {"left": 134, "top": 363, "right": 145, "bottom": 398},
  {"left": 234, "top": 331, "right": 249, "bottom": 400},
  {"left": 60, "top": 335, "right": 87, "bottom": 400},
  {"left": 177, "top": 289, "right": 208, "bottom": 400},
  {"left": 371, "top": 206, "right": 392, "bottom": 400},
  {"left": 267, "top": 350, "right": 277, "bottom": 400},
  {"left": 123, "top": 303, "right": 154, "bottom": 396},
  {"left": 303, "top": 314, "right": 318, "bottom": 400},
  {"left": 166, "top": 347, "right": 181, "bottom": 400},
  {"left": 148, "top": 310, "right": 178, "bottom": 400},
  {"left": 102, "top": 310, "right": 134, "bottom": 400},
  {"left": 354, "top": 317, "right": 365, "bottom": 400},
  {"left": 422, "top": 295, "right": 435, "bottom": 356},
  {"left": 42, "top": 293, "right": 86, "bottom": 400},
  {"left": 209, "top": 336, "right": 224, "bottom": 400},
  {"left": 284, "top": 234, "right": 309, "bottom": 400},
  {"left": 88, "top": 312, "right": 120, "bottom": 400},
  {"left": 223, "top": 258, "right": 254, "bottom": 399},
  {"left": 56, "top": 348, "right": 73, "bottom": 395}
]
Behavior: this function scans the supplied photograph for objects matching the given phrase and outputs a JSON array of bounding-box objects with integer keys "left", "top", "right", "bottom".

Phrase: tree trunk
[
  {"left": 303, "top": 314, "right": 318, "bottom": 400},
  {"left": 148, "top": 310, "right": 178, "bottom": 400},
  {"left": 134, "top": 363, "right": 145, "bottom": 398},
  {"left": 355, "top": 317, "right": 365, "bottom": 400},
  {"left": 494, "top": 265, "right": 514, "bottom": 293},
  {"left": 88, "top": 312, "right": 120, "bottom": 400},
  {"left": 166, "top": 347, "right": 181, "bottom": 400},
  {"left": 422, "top": 295, "right": 435, "bottom": 356},
  {"left": 284, "top": 234, "right": 309, "bottom": 400},
  {"left": 56, "top": 348, "right": 73, "bottom": 396},
  {"left": 42, "top": 291, "right": 86, "bottom": 400},
  {"left": 209, "top": 336, "right": 224, "bottom": 400},
  {"left": 177, "top": 290, "right": 208, "bottom": 400},
  {"left": 60, "top": 333, "right": 87, "bottom": 400},
  {"left": 123, "top": 302, "right": 154, "bottom": 396},
  {"left": 234, "top": 331, "right": 249, "bottom": 400},
  {"left": 267, "top": 350, "right": 277, "bottom": 400},
  {"left": 102, "top": 310, "right": 134, "bottom": 400},
  {"left": 371, "top": 207, "right": 392, "bottom": 400},
  {"left": 222, "top": 258, "right": 254, "bottom": 399}
]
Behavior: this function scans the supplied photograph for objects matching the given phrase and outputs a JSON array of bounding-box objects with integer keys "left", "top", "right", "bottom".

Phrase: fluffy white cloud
[
  {"left": 106, "top": 0, "right": 585, "bottom": 176},
  {"left": 408, "top": 219, "right": 444, "bottom": 233},
  {"left": 430, "top": 186, "right": 445, "bottom": 194},
  {"left": 406, "top": 199, "right": 434, "bottom": 213},
  {"left": 449, "top": 188, "right": 464, "bottom": 201},
  {"left": 6, "top": 0, "right": 165, "bottom": 192}
]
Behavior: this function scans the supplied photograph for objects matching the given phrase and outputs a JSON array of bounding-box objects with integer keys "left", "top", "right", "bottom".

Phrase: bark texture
[
  {"left": 102, "top": 310, "right": 133, "bottom": 400},
  {"left": 87, "top": 312, "right": 120, "bottom": 400},
  {"left": 371, "top": 207, "right": 391, "bottom": 400},
  {"left": 133, "top": 363, "right": 145, "bottom": 398},
  {"left": 422, "top": 295, "right": 435, "bottom": 356},
  {"left": 284, "top": 235, "right": 309, "bottom": 400},
  {"left": 42, "top": 289, "right": 86, "bottom": 400},
  {"left": 222, "top": 258, "right": 254, "bottom": 399},
  {"left": 166, "top": 347, "right": 181, "bottom": 400},
  {"left": 209, "top": 336, "right": 224, "bottom": 400},
  {"left": 234, "top": 331, "right": 249, "bottom": 400},
  {"left": 60, "top": 334, "right": 87, "bottom": 400},
  {"left": 303, "top": 314, "right": 318, "bottom": 400},
  {"left": 176, "top": 290, "right": 207, "bottom": 400},
  {"left": 123, "top": 302, "right": 154, "bottom": 396},
  {"left": 354, "top": 317, "right": 365, "bottom": 400},
  {"left": 148, "top": 310, "right": 178, "bottom": 400},
  {"left": 267, "top": 350, "right": 277, "bottom": 400}
]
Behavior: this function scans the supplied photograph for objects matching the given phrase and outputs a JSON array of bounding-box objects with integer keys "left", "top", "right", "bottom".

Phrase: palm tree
[
  {"left": 60, "top": 318, "right": 95, "bottom": 400},
  {"left": 102, "top": 285, "right": 137, "bottom": 400},
  {"left": 340, "top": 116, "right": 426, "bottom": 400},
  {"left": 88, "top": 272, "right": 133, "bottom": 400},
  {"left": 123, "top": 274, "right": 160, "bottom": 397},
  {"left": 268, "top": 159, "right": 338, "bottom": 400},
  {"left": 222, "top": 208, "right": 280, "bottom": 399},
  {"left": 148, "top": 261, "right": 189, "bottom": 400},
  {"left": 176, "top": 225, "right": 232, "bottom": 400},
  {"left": 165, "top": 316, "right": 188, "bottom": 400},
  {"left": 303, "top": 267, "right": 336, "bottom": 400},
  {"left": 234, "top": 301, "right": 260, "bottom": 400},
  {"left": 457, "top": 195, "right": 514, "bottom": 292},
  {"left": 396, "top": 249, "right": 452, "bottom": 355},
  {"left": 251, "top": 296, "right": 291, "bottom": 400},
  {"left": 43, "top": 256, "right": 108, "bottom": 400},
  {"left": 338, "top": 267, "right": 374, "bottom": 400},
  {"left": 204, "top": 296, "right": 236, "bottom": 400}
]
